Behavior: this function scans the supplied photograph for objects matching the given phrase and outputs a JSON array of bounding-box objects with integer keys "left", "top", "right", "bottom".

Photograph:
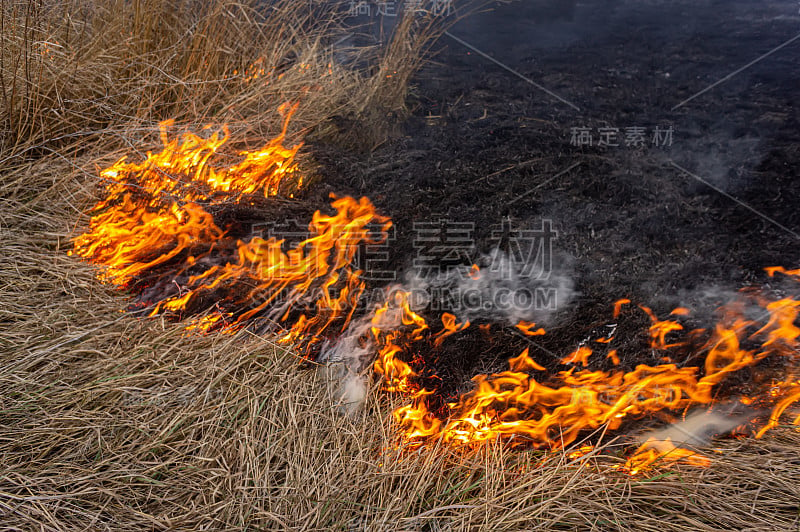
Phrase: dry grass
[
  {"left": 1, "top": 0, "right": 439, "bottom": 158},
  {"left": 1, "top": 0, "right": 799, "bottom": 530}
]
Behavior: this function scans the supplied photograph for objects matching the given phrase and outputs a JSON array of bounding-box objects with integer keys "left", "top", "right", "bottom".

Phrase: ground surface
[{"left": 309, "top": 0, "right": 800, "bottom": 381}]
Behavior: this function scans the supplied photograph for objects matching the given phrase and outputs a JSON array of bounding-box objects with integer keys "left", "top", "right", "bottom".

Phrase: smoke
[
  {"left": 667, "top": 284, "right": 744, "bottom": 323},
  {"left": 670, "top": 128, "right": 763, "bottom": 195},
  {"left": 404, "top": 248, "right": 576, "bottom": 327},
  {"left": 317, "top": 307, "right": 378, "bottom": 416},
  {"left": 319, "top": 246, "right": 575, "bottom": 414},
  {"left": 670, "top": 279, "right": 800, "bottom": 328},
  {"left": 636, "top": 405, "right": 755, "bottom": 450},
  {"left": 318, "top": 279, "right": 428, "bottom": 415},
  {"left": 320, "top": 363, "right": 368, "bottom": 417}
]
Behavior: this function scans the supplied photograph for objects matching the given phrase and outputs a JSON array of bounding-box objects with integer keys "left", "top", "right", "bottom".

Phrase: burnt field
[
  {"left": 87, "top": 0, "right": 800, "bottom": 461},
  {"left": 307, "top": 0, "right": 800, "bottom": 383}
]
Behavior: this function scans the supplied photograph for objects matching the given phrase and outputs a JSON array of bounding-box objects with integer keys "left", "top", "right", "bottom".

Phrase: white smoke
[
  {"left": 636, "top": 406, "right": 754, "bottom": 449},
  {"left": 319, "top": 246, "right": 576, "bottom": 414},
  {"left": 400, "top": 248, "right": 575, "bottom": 328},
  {"left": 318, "top": 282, "right": 425, "bottom": 415},
  {"left": 318, "top": 312, "right": 376, "bottom": 416},
  {"left": 458, "top": 248, "right": 575, "bottom": 326}
]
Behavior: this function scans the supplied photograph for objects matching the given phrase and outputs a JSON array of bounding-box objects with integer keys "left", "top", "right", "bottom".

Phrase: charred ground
[{"left": 294, "top": 0, "right": 800, "bottom": 389}]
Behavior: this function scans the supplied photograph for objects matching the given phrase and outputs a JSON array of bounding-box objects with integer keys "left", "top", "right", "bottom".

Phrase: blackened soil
[{"left": 303, "top": 0, "right": 800, "bottom": 393}]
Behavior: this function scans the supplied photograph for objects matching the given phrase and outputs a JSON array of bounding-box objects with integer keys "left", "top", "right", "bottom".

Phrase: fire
[
  {"left": 375, "top": 270, "right": 800, "bottom": 472},
  {"left": 71, "top": 103, "right": 302, "bottom": 285},
  {"left": 70, "top": 100, "right": 800, "bottom": 475},
  {"left": 152, "top": 194, "right": 390, "bottom": 354},
  {"left": 371, "top": 289, "right": 428, "bottom": 393},
  {"left": 433, "top": 313, "right": 470, "bottom": 347},
  {"left": 71, "top": 198, "right": 224, "bottom": 284},
  {"left": 755, "top": 383, "right": 800, "bottom": 438},
  {"left": 516, "top": 320, "right": 545, "bottom": 336},
  {"left": 561, "top": 346, "right": 593, "bottom": 366},
  {"left": 567, "top": 445, "right": 594, "bottom": 460},
  {"left": 72, "top": 103, "right": 390, "bottom": 356},
  {"left": 623, "top": 437, "right": 712, "bottom": 474},
  {"left": 509, "top": 348, "right": 545, "bottom": 372},
  {"left": 640, "top": 304, "right": 685, "bottom": 349}
]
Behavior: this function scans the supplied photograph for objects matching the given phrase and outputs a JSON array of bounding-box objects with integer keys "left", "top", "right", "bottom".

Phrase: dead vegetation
[{"left": 1, "top": 0, "right": 799, "bottom": 529}]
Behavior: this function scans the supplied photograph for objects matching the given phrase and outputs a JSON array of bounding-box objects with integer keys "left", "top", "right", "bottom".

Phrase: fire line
[{"left": 71, "top": 104, "right": 800, "bottom": 474}]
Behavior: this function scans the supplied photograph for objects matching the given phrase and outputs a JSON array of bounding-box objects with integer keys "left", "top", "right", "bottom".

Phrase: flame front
[
  {"left": 71, "top": 103, "right": 302, "bottom": 285},
  {"left": 72, "top": 104, "right": 389, "bottom": 356},
  {"left": 373, "top": 270, "right": 800, "bottom": 473},
  {"left": 71, "top": 104, "right": 800, "bottom": 475}
]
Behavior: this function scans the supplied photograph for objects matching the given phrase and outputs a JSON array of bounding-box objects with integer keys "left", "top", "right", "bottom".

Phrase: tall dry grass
[
  {"left": 1, "top": 0, "right": 799, "bottom": 530},
  {"left": 1, "top": 0, "right": 440, "bottom": 161}
]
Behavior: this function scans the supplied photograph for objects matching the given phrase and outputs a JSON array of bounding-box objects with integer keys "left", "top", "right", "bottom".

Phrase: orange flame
[
  {"left": 561, "top": 346, "right": 593, "bottom": 366},
  {"left": 71, "top": 104, "right": 302, "bottom": 285},
  {"left": 623, "top": 437, "right": 712, "bottom": 474},
  {"left": 516, "top": 320, "right": 545, "bottom": 336},
  {"left": 386, "top": 284, "right": 800, "bottom": 471},
  {"left": 371, "top": 289, "right": 429, "bottom": 393},
  {"left": 433, "top": 313, "right": 470, "bottom": 347},
  {"left": 509, "top": 348, "right": 546, "bottom": 372},
  {"left": 72, "top": 104, "right": 390, "bottom": 355},
  {"left": 640, "top": 304, "right": 685, "bottom": 349}
]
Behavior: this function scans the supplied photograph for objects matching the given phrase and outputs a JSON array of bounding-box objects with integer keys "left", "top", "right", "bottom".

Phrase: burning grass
[
  {"left": 2, "top": 0, "right": 800, "bottom": 529},
  {"left": 63, "top": 108, "right": 800, "bottom": 474},
  {"left": 1, "top": 251, "right": 799, "bottom": 529},
  {"left": 3, "top": 164, "right": 800, "bottom": 531}
]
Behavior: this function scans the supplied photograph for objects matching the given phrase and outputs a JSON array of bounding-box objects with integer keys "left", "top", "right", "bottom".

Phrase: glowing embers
[{"left": 375, "top": 272, "right": 800, "bottom": 472}]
